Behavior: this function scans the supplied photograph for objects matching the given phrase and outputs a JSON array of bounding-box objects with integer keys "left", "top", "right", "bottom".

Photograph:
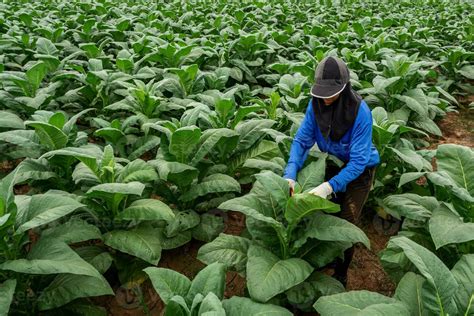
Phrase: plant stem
[{"left": 275, "top": 227, "right": 289, "bottom": 259}]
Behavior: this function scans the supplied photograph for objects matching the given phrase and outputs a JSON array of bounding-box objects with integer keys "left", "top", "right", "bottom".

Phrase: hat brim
[{"left": 311, "top": 83, "right": 346, "bottom": 98}]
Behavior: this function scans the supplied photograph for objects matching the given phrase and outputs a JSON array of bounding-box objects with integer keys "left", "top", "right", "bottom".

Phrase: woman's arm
[
  {"left": 328, "top": 105, "right": 373, "bottom": 193},
  {"left": 283, "top": 101, "right": 317, "bottom": 180}
]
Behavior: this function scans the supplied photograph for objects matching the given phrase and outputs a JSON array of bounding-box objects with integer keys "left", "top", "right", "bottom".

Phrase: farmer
[{"left": 283, "top": 56, "right": 380, "bottom": 286}]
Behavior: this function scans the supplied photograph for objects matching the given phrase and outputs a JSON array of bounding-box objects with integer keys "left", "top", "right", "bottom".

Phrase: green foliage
[
  {"left": 0, "top": 0, "right": 471, "bottom": 314},
  {"left": 144, "top": 262, "right": 292, "bottom": 315}
]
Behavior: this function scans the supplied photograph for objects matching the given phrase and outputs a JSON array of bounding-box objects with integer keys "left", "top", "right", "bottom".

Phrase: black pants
[{"left": 325, "top": 165, "right": 376, "bottom": 283}]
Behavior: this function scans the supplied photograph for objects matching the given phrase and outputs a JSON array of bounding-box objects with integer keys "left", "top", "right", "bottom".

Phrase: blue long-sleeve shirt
[{"left": 283, "top": 99, "right": 380, "bottom": 193}]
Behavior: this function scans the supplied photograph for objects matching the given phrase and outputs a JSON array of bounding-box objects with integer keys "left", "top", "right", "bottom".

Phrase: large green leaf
[
  {"left": 15, "top": 193, "right": 85, "bottom": 234},
  {"left": 165, "top": 295, "right": 190, "bottom": 316},
  {"left": 48, "top": 112, "right": 66, "bottom": 129},
  {"left": 234, "top": 119, "right": 275, "bottom": 153},
  {"left": 0, "top": 111, "right": 24, "bottom": 129},
  {"left": 38, "top": 273, "right": 113, "bottom": 310},
  {"left": 436, "top": 144, "right": 474, "bottom": 196},
  {"left": 413, "top": 115, "right": 442, "bottom": 136},
  {"left": 383, "top": 193, "right": 439, "bottom": 221},
  {"left": 128, "top": 135, "right": 161, "bottom": 160},
  {"left": 398, "top": 172, "right": 426, "bottom": 188},
  {"left": 42, "top": 146, "right": 101, "bottom": 172},
  {"left": 242, "top": 158, "right": 284, "bottom": 174},
  {"left": 314, "top": 290, "right": 410, "bottom": 316},
  {"left": 165, "top": 210, "right": 200, "bottom": 237},
  {"left": 387, "top": 237, "right": 458, "bottom": 315},
  {"left": 427, "top": 171, "right": 474, "bottom": 202},
  {"left": 451, "top": 255, "right": 474, "bottom": 315},
  {"left": 219, "top": 194, "right": 282, "bottom": 227},
  {"left": 222, "top": 296, "right": 292, "bottom": 315},
  {"left": 228, "top": 140, "right": 279, "bottom": 172},
  {"left": 254, "top": 171, "right": 290, "bottom": 213},
  {"left": 297, "top": 157, "right": 327, "bottom": 192},
  {"left": 285, "top": 193, "right": 340, "bottom": 224},
  {"left": 197, "top": 234, "right": 251, "bottom": 274},
  {"left": 62, "top": 108, "right": 95, "bottom": 135},
  {"left": 25, "top": 121, "right": 68, "bottom": 150},
  {"left": 1, "top": 240, "right": 101, "bottom": 278},
  {"left": 294, "top": 213, "right": 370, "bottom": 249},
  {"left": 179, "top": 173, "right": 240, "bottom": 202},
  {"left": 144, "top": 267, "right": 191, "bottom": 305},
  {"left": 191, "top": 213, "right": 224, "bottom": 242},
  {"left": 94, "top": 127, "right": 125, "bottom": 144},
  {"left": 393, "top": 93, "right": 428, "bottom": 117},
  {"left": 246, "top": 245, "right": 313, "bottom": 302},
  {"left": 86, "top": 182, "right": 145, "bottom": 200},
  {"left": 169, "top": 126, "right": 201, "bottom": 163},
  {"left": 429, "top": 204, "right": 474, "bottom": 249},
  {"left": 150, "top": 159, "right": 199, "bottom": 188},
  {"left": 302, "top": 241, "right": 352, "bottom": 269},
  {"left": 75, "top": 246, "right": 113, "bottom": 274},
  {"left": 286, "top": 272, "right": 344, "bottom": 309},
  {"left": 116, "top": 159, "right": 158, "bottom": 183},
  {"left": 158, "top": 229, "right": 192, "bottom": 250},
  {"left": 0, "top": 130, "right": 40, "bottom": 149},
  {"left": 458, "top": 65, "right": 474, "bottom": 79},
  {"left": 104, "top": 225, "right": 162, "bottom": 265},
  {"left": 26, "top": 61, "right": 48, "bottom": 92},
  {"left": 187, "top": 262, "right": 226, "bottom": 303},
  {"left": 117, "top": 199, "right": 175, "bottom": 222},
  {"left": 36, "top": 37, "right": 58, "bottom": 55},
  {"left": 394, "top": 272, "right": 426, "bottom": 316},
  {"left": 0, "top": 279, "right": 16, "bottom": 316},
  {"left": 41, "top": 219, "right": 102, "bottom": 244},
  {"left": 73, "top": 162, "right": 100, "bottom": 184},
  {"left": 389, "top": 147, "right": 424, "bottom": 171},
  {"left": 9, "top": 158, "right": 56, "bottom": 184},
  {"left": 190, "top": 128, "right": 238, "bottom": 165},
  {"left": 197, "top": 292, "right": 226, "bottom": 315}
]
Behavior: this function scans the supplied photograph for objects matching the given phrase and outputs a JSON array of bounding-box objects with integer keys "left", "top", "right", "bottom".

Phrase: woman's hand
[
  {"left": 286, "top": 178, "right": 295, "bottom": 196},
  {"left": 309, "top": 182, "right": 333, "bottom": 199}
]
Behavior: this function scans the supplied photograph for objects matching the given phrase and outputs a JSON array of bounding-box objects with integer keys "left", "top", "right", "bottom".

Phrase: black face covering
[{"left": 311, "top": 83, "right": 362, "bottom": 142}]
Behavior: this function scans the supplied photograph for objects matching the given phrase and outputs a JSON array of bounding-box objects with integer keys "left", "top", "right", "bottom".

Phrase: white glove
[
  {"left": 309, "top": 182, "right": 333, "bottom": 199},
  {"left": 286, "top": 178, "right": 295, "bottom": 196}
]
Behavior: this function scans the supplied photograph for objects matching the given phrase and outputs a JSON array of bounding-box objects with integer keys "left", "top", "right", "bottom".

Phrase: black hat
[{"left": 311, "top": 56, "right": 350, "bottom": 99}]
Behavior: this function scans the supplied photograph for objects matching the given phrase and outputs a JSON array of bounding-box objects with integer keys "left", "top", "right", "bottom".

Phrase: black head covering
[{"left": 311, "top": 57, "right": 361, "bottom": 141}]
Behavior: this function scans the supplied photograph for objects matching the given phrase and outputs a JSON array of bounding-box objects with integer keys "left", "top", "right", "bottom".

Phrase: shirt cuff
[
  {"left": 328, "top": 178, "right": 342, "bottom": 193},
  {"left": 283, "top": 163, "right": 298, "bottom": 180}
]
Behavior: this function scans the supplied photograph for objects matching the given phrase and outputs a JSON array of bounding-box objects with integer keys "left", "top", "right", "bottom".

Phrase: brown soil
[
  {"left": 346, "top": 214, "right": 396, "bottom": 296},
  {"left": 0, "top": 158, "right": 22, "bottom": 177},
  {"left": 0, "top": 160, "right": 15, "bottom": 175},
  {"left": 429, "top": 108, "right": 474, "bottom": 149},
  {"left": 14, "top": 184, "right": 31, "bottom": 195}
]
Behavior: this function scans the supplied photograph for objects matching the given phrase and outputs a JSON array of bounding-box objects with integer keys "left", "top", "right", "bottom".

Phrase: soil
[
  {"left": 346, "top": 213, "right": 396, "bottom": 296},
  {"left": 0, "top": 158, "right": 22, "bottom": 177},
  {"left": 428, "top": 108, "right": 474, "bottom": 149}
]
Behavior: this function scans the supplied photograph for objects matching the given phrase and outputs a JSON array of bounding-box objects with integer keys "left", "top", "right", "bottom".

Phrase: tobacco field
[{"left": 0, "top": 0, "right": 473, "bottom": 315}]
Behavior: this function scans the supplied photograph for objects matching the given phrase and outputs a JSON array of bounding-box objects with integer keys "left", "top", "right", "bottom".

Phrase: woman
[{"left": 283, "top": 56, "right": 380, "bottom": 286}]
